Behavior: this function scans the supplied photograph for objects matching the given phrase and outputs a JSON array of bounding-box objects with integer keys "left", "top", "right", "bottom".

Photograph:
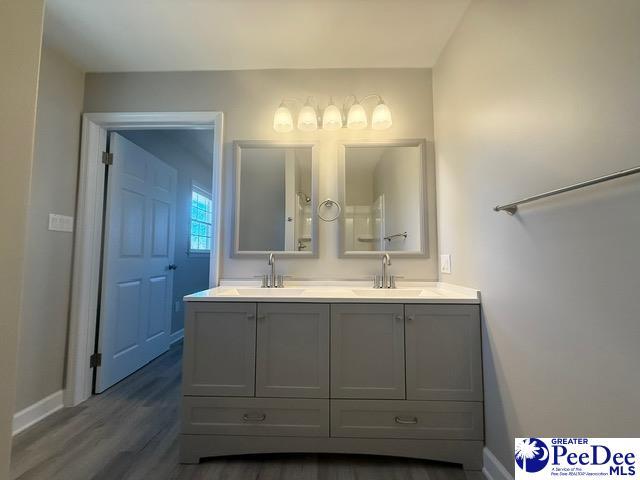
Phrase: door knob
[{"left": 168, "top": 264, "right": 178, "bottom": 270}]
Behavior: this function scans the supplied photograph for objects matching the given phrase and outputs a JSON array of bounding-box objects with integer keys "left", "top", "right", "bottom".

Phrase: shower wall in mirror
[
  {"left": 338, "top": 140, "right": 428, "bottom": 257},
  {"left": 233, "top": 141, "right": 317, "bottom": 257}
]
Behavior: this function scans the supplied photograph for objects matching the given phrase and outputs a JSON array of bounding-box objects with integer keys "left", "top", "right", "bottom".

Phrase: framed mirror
[
  {"left": 233, "top": 141, "right": 318, "bottom": 257},
  {"left": 338, "top": 139, "right": 430, "bottom": 257}
]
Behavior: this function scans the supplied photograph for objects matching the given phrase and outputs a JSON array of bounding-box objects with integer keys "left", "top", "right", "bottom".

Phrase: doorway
[
  {"left": 65, "top": 112, "right": 223, "bottom": 405},
  {"left": 94, "top": 129, "right": 215, "bottom": 393}
]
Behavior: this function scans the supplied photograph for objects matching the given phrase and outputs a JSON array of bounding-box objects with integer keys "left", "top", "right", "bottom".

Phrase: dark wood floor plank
[{"left": 11, "top": 342, "right": 474, "bottom": 480}]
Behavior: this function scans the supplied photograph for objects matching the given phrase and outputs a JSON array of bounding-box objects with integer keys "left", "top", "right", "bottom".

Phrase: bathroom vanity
[{"left": 180, "top": 283, "right": 483, "bottom": 471}]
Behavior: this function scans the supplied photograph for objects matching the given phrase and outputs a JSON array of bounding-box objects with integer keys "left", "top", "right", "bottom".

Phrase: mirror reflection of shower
[
  {"left": 296, "top": 191, "right": 312, "bottom": 250},
  {"left": 298, "top": 192, "right": 311, "bottom": 204}
]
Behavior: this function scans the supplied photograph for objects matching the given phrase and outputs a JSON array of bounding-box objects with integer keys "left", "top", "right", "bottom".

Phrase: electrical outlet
[
  {"left": 174, "top": 301, "right": 182, "bottom": 313},
  {"left": 440, "top": 254, "right": 452, "bottom": 274},
  {"left": 48, "top": 214, "right": 74, "bottom": 232}
]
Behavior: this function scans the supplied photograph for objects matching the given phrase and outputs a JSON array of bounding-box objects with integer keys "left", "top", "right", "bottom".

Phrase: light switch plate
[
  {"left": 440, "top": 254, "right": 452, "bottom": 274},
  {"left": 48, "top": 214, "right": 74, "bottom": 232}
]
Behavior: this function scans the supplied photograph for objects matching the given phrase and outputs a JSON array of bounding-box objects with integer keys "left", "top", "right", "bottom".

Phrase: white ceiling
[{"left": 43, "top": 0, "right": 470, "bottom": 72}]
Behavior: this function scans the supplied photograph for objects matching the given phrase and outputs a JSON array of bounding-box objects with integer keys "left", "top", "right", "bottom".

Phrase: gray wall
[
  {"left": 238, "top": 148, "right": 286, "bottom": 251},
  {"left": 117, "top": 130, "right": 212, "bottom": 334},
  {"left": 0, "top": 0, "right": 45, "bottom": 469},
  {"left": 15, "top": 45, "right": 85, "bottom": 412},
  {"left": 433, "top": 0, "right": 640, "bottom": 474},
  {"left": 83, "top": 69, "right": 439, "bottom": 280}
]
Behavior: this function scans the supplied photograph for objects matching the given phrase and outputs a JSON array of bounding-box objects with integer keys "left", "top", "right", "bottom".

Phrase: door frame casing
[{"left": 65, "top": 112, "right": 224, "bottom": 407}]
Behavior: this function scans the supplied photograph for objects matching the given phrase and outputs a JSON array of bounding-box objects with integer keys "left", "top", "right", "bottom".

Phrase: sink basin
[
  {"left": 219, "top": 288, "right": 305, "bottom": 297},
  {"left": 351, "top": 289, "right": 424, "bottom": 298}
]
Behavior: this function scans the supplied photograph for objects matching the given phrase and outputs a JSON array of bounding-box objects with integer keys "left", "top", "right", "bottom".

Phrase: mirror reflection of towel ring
[{"left": 317, "top": 198, "right": 342, "bottom": 222}]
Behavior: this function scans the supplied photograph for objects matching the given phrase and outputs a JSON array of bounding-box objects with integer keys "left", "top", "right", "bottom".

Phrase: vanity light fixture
[
  {"left": 322, "top": 99, "right": 343, "bottom": 131},
  {"left": 273, "top": 102, "right": 294, "bottom": 132},
  {"left": 346, "top": 102, "right": 367, "bottom": 130},
  {"left": 273, "top": 94, "right": 392, "bottom": 132},
  {"left": 371, "top": 101, "right": 393, "bottom": 130},
  {"left": 297, "top": 100, "right": 318, "bottom": 132}
]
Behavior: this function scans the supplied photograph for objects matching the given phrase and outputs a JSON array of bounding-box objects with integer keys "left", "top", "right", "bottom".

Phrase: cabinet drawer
[
  {"left": 183, "top": 397, "right": 329, "bottom": 437},
  {"left": 330, "top": 400, "right": 483, "bottom": 440}
]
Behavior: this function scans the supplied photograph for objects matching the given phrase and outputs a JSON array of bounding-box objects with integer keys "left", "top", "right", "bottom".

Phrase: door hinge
[
  {"left": 90, "top": 353, "right": 102, "bottom": 368},
  {"left": 102, "top": 151, "right": 113, "bottom": 165}
]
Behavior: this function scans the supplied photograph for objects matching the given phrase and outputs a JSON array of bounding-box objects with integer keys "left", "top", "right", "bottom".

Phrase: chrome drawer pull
[
  {"left": 242, "top": 413, "right": 266, "bottom": 422},
  {"left": 394, "top": 416, "right": 418, "bottom": 425}
]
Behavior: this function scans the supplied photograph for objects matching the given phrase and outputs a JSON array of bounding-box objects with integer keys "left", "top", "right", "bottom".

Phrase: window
[{"left": 190, "top": 186, "right": 213, "bottom": 254}]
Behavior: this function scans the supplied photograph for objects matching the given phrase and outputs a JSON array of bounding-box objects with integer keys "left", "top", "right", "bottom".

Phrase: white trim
[
  {"left": 170, "top": 328, "right": 184, "bottom": 345},
  {"left": 65, "top": 112, "right": 224, "bottom": 407},
  {"left": 483, "top": 447, "right": 514, "bottom": 480},
  {"left": 13, "top": 390, "right": 64, "bottom": 436}
]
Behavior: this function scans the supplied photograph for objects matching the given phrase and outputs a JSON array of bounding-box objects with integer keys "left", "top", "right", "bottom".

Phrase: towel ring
[{"left": 317, "top": 198, "right": 341, "bottom": 222}]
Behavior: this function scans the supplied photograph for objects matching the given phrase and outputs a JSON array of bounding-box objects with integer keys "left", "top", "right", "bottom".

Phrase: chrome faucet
[
  {"left": 375, "top": 253, "right": 392, "bottom": 289},
  {"left": 267, "top": 253, "right": 281, "bottom": 288}
]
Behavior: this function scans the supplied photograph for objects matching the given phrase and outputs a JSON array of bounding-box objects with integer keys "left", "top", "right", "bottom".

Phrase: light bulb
[
  {"left": 322, "top": 103, "right": 343, "bottom": 130},
  {"left": 371, "top": 102, "right": 392, "bottom": 130},
  {"left": 297, "top": 104, "right": 318, "bottom": 131},
  {"left": 347, "top": 102, "right": 367, "bottom": 130},
  {"left": 273, "top": 105, "right": 293, "bottom": 132}
]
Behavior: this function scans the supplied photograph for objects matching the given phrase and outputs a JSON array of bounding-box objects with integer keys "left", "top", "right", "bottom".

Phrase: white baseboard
[
  {"left": 13, "top": 390, "right": 64, "bottom": 436},
  {"left": 170, "top": 328, "right": 184, "bottom": 345},
  {"left": 483, "top": 447, "right": 514, "bottom": 480}
]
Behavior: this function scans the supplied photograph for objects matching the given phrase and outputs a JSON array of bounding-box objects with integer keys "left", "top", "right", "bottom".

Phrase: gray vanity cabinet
[
  {"left": 256, "top": 303, "right": 330, "bottom": 398},
  {"left": 330, "top": 304, "right": 405, "bottom": 399},
  {"left": 182, "top": 302, "right": 256, "bottom": 396},
  {"left": 181, "top": 300, "right": 484, "bottom": 471},
  {"left": 405, "top": 304, "right": 482, "bottom": 401}
]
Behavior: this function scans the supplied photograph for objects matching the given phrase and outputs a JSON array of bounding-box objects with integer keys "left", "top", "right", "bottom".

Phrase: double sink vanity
[
  {"left": 180, "top": 281, "right": 483, "bottom": 471},
  {"left": 179, "top": 139, "right": 483, "bottom": 471}
]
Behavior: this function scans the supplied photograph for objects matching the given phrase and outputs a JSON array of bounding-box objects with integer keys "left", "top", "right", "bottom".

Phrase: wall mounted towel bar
[
  {"left": 384, "top": 232, "right": 408, "bottom": 242},
  {"left": 494, "top": 165, "right": 640, "bottom": 215}
]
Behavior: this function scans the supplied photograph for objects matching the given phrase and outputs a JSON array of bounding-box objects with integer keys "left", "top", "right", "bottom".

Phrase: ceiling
[
  {"left": 43, "top": 0, "right": 470, "bottom": 72},
  {"left": 118, "top": 129, "right": 214, "bottom": 168}
]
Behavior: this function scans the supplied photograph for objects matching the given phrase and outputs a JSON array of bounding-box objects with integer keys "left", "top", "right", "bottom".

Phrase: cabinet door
[
  {"left": 405, "top": 304, "right": 482, "bottom": 401},
  {"left": 256, "top": 303, "right": 329, "bottom": 398},
  {"left": 331, "top": 304, "right": 405, "bottom": 399},
  {"left": 183, "top": 302, "right": 256, "bottom": 396}
]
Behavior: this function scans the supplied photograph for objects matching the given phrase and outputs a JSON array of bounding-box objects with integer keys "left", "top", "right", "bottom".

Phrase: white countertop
[{"left": 184, "top": 280, "right": 480, "bottom": 304}]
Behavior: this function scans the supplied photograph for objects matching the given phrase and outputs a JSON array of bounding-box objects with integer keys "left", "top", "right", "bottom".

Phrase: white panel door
[{"left": 96, "top": 132, "right": 177, "bottom": 393}]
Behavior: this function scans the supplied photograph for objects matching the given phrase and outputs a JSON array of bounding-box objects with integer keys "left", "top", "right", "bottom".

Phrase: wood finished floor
[{"left": 11, "top": 343, "right": 481, "bottom": 480}]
